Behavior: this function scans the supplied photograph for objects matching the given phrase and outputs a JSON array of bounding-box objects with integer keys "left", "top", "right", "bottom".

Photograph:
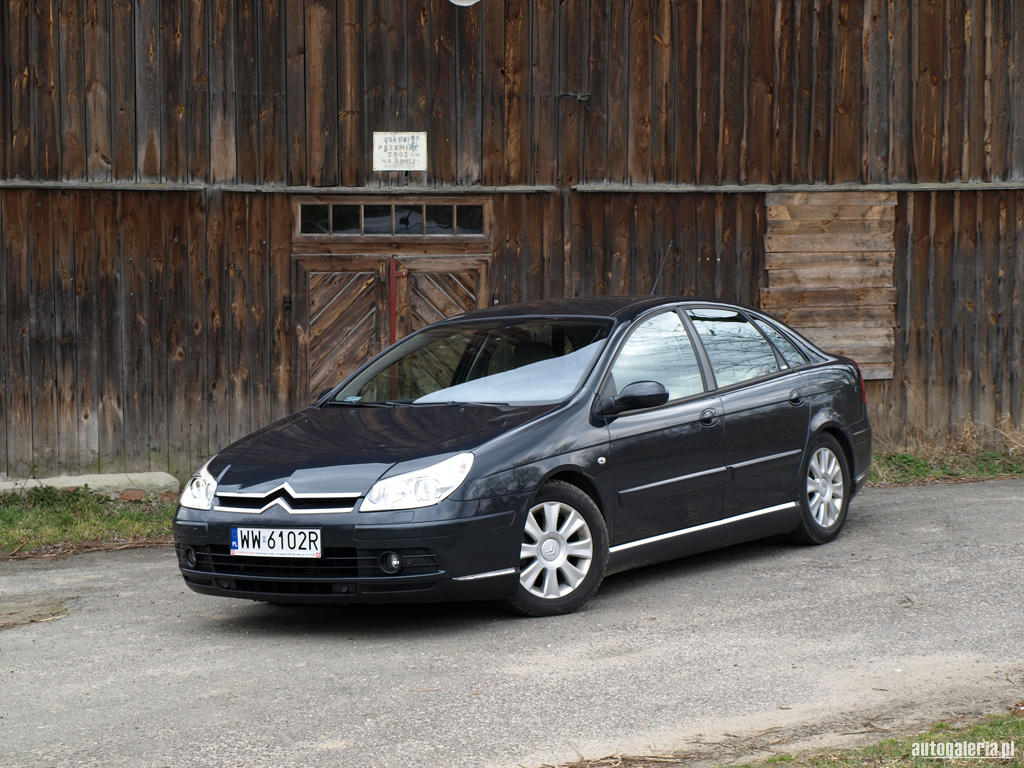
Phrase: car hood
[{"left": 206, "top": 403, "right": 553, "bottom": 495}]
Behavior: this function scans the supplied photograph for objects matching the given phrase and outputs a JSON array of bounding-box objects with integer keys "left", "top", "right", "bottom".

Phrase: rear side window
[
  {"left": 610, "top": 311, "right": 704, "bottom": 401},
  {"left": 686, "top": 308, "right": 780, "bottom": 387},
  {"left": 752, "top": 318, "right": 807, "bottom": 368}
]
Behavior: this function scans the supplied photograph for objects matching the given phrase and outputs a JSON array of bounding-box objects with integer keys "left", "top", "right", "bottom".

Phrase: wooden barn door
[{"left": 294, "top": 255, "right": 488, "bottom": 403}]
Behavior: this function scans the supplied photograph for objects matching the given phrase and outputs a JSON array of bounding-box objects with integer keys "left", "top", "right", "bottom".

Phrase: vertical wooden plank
[
  {"left": 110, "top": 0, "right": 135, "bottom": 179},
  {"left": 1012, "top": 5, "right": 1024, "bottom": 180},
  {"left": 9, "top": 0, "right": 32, "bottom": 178},
  {"left": 134, "top": 0, "right": 161, "bottom": 178},
  {"left": 985, "top": 0, "right": 1012, "bottom": 180},
  {"left": 914, "top": 0, "right": 943, "bottom": 182},
  {"left": 118, "top": 192, "right": 150, "bottom": 470},
  {"left": 337, "top": 1, "right": 363, "bottom": 186},
  {"left": 259, "top": 0, "right": 286, "bottom": 184},
  {"left": 949, "top": 191, "right": 970, "bottom": 436},
  {"left": 304, "top": 0, "right": 337, "bottom": 186},
  {"left": 650, "top": 0, "right": 672, "bottom": 182},
  {"left": 234, "top": 0, "right": 259, "bottom": 183},
  {"left": 532, "top": 0, "right": 558, "bottom": 185},
  {"left": 903, "top": 192, "right": 930, "bottom": 442},
  {"left": 186, "top": 0, "right": 209, "bottom": 181},
  {"left": 864, "top": 0, "right": 890, "bottom": 182},
  {"left": 2, "top": 191, "right": 33, "bottom": 475},
  {"left": 694, "top": 195, "right": 717, "bottom": 295},
  {"left": 583, "top": 0, "right": 610, "bottom": 181},
  {"left": 696, "top": 0, "right": 720, "bottom": 183},
  {"left": 205, "top": 190, "right": 228, "bottom": 455},
  {"left": 888, "top": 0, "right": 912, "bottom": 181},
  {"left": 268, "top": 194, "right": 293, "bottom": 418},
  {"left": 627, "top": 0, "right": 652, "bottom": 183},
  {"left": 147, "top": 192, "right": 168, "bottom": 471},
  {"left": 454, "top": 0, "right": 482, "bottom": 184},
  {"left": 186, "top": 190, "right": 209, "bottom": 466},
  {"left": 650, "top": 195, "right": 676, "bottom": 294},
  {"left": 927, "top": 192, "right": 954, "bottom": 439},
  {"left": 72, "top": 191, "right": 99, "bottom": 469},
  {"left": 540, "top": 192, "right": 562, "bottom": 298},
  {"left": 810, "top": 0, "right": 832, "bottom": 181},
  {"left": 480, "top": 0, "right": 505, "bottom": 185},
  {"left": 53, "top": 191, "right": 79, "bottom": 472},
  {"left": 718, "top": 0, "right": 744, "bottom": 183},
  {"left": 673, "top": 0, "right": 697, "bottom": 183},
  {"left": 93, "top": 191, "right": 123, "bottom": 471},
  {"left": 160, "top": 0, "right": 186, "bottom": 181},
  {"left": 227, "top": 193, "right": 251, "bottom": 443},
  {"left": 606, "top": 0, "right": 628, "bottom": 183},
  {"left": 745, "top": 0, "right": 773, "bottom": 184},
  {"left": 32, "top": 0, "right": 61, "bottom": 178},
  {"left": 27, "top": 192, "right": 57, "bottom": 473},
  {"left": 830, "top": 0, "right": 862, "bottom": 182},
  {"left": 994, "top": 191, "right": 1014, "bottom": 421},
  {"left": 363, "top": 0, "right": 406, "bottom": 186},
  {"left": 284, "top": 0, "right": 305, "bottom": 185},
  {"left": 84, "top": 0, "right": 111, "bottom": 180},
  {"left": 0, "top": 0, "right": 8, "bottom": 177},
  {"left": 975, "top": 191, "right": 999, "bottom": 427},
  {"left": 58, "top": 0, "right": 87, "bottom": 179},
  {"left": 790, "top": 0, "right": 814, "bottom": 182},
  {"left": 963, "top": 0, "right": 985, "bottom": 179},
  {"left": 1010, "top": 192, "right": 1024, "bottom": 425},
  {"left": 677, "top": 194, "right": 697, "bottom": 295},
  {"left": 607, "top": 195, "right": 627, "bottom": 295},
  {"left": 248, "top": 194, "right": 270, "bottom": 432},
  {"left": 503, "top": 0, "right": 529, "bottom": 184},
  {"left": 164, "top": 192, "right": 189, "bottom": 478},
  {"left": 1, "top": 196, "right": 10, "bottom": 473},
  {"left": 209, "top": 0, "right": 237, "bottom": 183},
  {"left": 942, "top": 0, "right": 964, "bottom": 180},
  {"left": 523, "top": 197, "right": 544, "bottom": 302},
  {"left": 407, "top": 0, "right": 431, "bottom": 175}
]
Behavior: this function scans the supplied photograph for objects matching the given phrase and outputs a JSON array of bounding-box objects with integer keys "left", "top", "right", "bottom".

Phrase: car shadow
[{"left": 190, "top": 534, "right": 803, "bottom": 638}]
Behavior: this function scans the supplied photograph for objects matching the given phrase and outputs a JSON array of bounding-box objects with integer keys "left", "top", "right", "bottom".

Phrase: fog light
[
  {"left": 378, "top": 551, "right": 403, "bottom": 575},
  {"left": 183, "top": 546, "right": 198, "bottom": 568}
]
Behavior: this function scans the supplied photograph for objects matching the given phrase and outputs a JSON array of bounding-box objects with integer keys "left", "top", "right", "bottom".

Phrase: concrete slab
[{"left": 0, "top": 472, "right": 180, "bottom": 497}]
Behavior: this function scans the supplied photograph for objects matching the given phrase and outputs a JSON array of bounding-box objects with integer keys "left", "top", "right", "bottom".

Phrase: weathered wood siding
[{"left": 2, "top": 0, "right": 1022, "bottom": 187}]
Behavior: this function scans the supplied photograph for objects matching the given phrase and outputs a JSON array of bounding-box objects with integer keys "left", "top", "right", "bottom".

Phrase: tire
[
  {"left": 505, "top": 480, "right": 609, "bottom": 617},
  {"left": 789, "top": 432, "right": 851, "bottom": 545}
]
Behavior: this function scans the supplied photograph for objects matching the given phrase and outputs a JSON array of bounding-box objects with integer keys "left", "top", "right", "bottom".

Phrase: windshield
[{"left": 330, "top": 317, "right": 613, "bottom": 405}]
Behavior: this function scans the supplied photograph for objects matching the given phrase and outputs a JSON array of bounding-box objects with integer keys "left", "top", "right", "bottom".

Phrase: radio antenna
[{"left": 649, "top": 240, "right": 674, "bottom": 296}]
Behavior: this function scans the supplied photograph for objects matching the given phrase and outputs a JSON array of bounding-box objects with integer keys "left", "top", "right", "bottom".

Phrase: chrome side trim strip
[
  {"left": 453, "top": 567, "right": 517, "bottom": 582},
  {"left": 608, "top": 501, "right": 798, "bottom": 554},
  {"left": 729, "top": 449, "right": 802, "bottom": 471},
  {"left": 620, "top": 465, "right": 728, "bottom": 496}
]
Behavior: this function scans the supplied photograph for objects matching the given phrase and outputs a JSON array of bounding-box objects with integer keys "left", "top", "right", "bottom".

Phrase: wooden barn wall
[
  {"left": 2, "top": 0, "right": 1022, "bottom": 188},
  {"left": 0, "top": 188, "right": 297, "bottom": 478},
  {"left": 869, "top": 190, "right": 1024, "bottom": 449}
]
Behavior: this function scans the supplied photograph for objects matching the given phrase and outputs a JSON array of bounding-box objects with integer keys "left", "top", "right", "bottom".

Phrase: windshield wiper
[{"left": 323, "top": 400, "right": 398, "bottom": 408}]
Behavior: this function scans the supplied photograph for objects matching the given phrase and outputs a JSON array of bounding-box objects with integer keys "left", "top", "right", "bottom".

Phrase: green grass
[
  {"left": 725, "top": 711, "right": 1024, "bottom": 768},
  {"left": 868, "top": 450, "right": 1024, "bottom": 485},
  {"left": 0, "top": 486, "right": 176, "bottom": 557}
]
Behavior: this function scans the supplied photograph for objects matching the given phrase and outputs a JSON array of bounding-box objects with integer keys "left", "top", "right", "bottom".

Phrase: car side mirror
[{"left": 601, "top": 380, "right": 669, "bottom": 414}]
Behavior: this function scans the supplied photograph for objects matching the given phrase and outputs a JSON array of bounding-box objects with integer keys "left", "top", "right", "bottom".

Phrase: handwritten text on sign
[{"left": 373, "top": 132, "right": 428, "bottom": 172}]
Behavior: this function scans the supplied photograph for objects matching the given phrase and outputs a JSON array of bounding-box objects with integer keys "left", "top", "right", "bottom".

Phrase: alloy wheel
[
  {"left": 519, "top": 500, "right": 594, "bottom": 599},
  {"left": 806, "top": 446, "right": 845, "bottom": 528}
]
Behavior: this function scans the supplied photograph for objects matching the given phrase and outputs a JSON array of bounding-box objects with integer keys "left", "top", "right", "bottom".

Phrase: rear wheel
[
  {"left": 505, "top": 481, "right": 609, "bottom": 617},
  {"left": 790, "top": 432, "right": 850, "bottom": 544}
]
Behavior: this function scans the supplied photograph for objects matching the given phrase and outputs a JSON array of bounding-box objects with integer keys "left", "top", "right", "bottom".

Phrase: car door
[
  {"left": 603, "top": 310, "right": 726, "bottom": 545},
  {"left": 685, "top": 307, "right": 811, "bottom": 518}
]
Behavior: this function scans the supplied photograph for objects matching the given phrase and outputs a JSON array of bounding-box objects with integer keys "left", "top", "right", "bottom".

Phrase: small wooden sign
[{"left": 373, "top": 132, "right": 428, "bottom": 172}]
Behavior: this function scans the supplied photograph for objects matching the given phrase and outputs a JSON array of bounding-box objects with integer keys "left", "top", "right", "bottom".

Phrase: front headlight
[
  {"left": 180, "top": 463, "right": 217, "bottom": 511},
  {"left": 361, "top": 453, "right": 474, "bottom": 511}
]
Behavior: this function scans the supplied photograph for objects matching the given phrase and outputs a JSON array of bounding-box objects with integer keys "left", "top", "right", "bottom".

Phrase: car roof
[{"left": 447, "top": 295, "right": 747, "bottom": 324}]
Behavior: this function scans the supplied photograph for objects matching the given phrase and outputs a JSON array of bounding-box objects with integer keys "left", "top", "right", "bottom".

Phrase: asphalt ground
[{"left": 1, "top": 480, "right": 1022, "bottom": 767}]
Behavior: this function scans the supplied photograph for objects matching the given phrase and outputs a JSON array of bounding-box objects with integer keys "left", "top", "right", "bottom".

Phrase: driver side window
[{"left": 610, "top": 311, "right": 704, "bottom": 401}]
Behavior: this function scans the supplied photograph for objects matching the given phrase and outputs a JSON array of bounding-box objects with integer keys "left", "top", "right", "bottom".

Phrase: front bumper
[{"left": 173, "top": 494, "right": 528, "bottom": 604}]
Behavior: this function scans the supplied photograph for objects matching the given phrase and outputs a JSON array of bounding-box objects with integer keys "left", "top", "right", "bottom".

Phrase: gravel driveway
[{"left": 1, "top": 480, "right": 1022, "bottom": 767}]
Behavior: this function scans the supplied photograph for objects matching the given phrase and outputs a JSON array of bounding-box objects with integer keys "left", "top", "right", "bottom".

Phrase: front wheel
[
  {"left": 505, "top": 481, "right": 609, "bottom": 617},
  {"left": 790, "top": 433, "right": 850, "bottom": 545}
]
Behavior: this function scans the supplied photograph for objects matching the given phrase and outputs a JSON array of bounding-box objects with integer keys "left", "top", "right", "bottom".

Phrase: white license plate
[{"left": 230, "top": 527, "right": 322, "bottom": 558}]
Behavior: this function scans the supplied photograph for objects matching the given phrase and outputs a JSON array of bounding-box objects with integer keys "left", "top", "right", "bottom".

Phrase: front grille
[
  {"left": 215, "top": 486, "right": 361, "bottom": 515},
  {"left": 179, "top": 544, "right": 442, "bottom": 579}
]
